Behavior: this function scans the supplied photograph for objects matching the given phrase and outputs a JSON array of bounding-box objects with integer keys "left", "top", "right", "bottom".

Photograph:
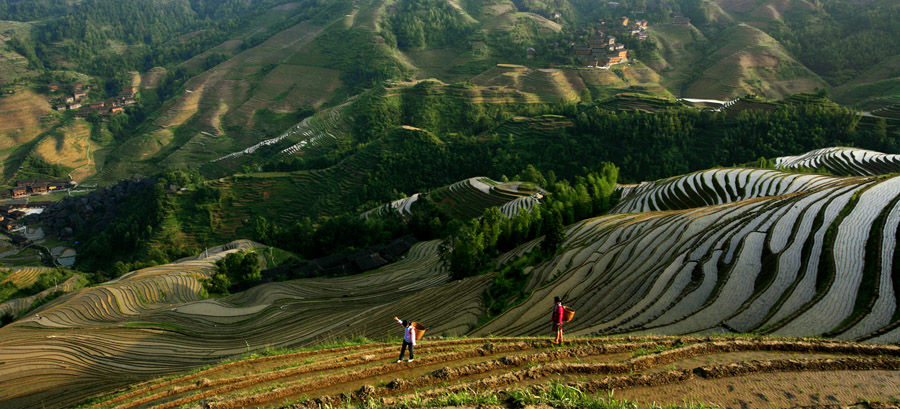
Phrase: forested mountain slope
[{"left": 0, "top": 0, "right": 898, "bottom": 185}]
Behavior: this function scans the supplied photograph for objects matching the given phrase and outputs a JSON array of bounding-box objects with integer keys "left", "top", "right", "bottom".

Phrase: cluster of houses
[
  {"left": 7, "top": 178, "right": 76, "bottom": 199},
  {"left": 49, "top": 82, "right": 89, "bottom": 111},
  {"left": 0, "top": 201, "right": 52, "bottom": 248},
  {"left": 50, "top": 82, "right": 137, "bottom": 116},
  {"left": 0, "top": 205, "right": 28, "bottom": 232},
  {"left": 572, "top": 15, "right": 651, "bottom": 69}
]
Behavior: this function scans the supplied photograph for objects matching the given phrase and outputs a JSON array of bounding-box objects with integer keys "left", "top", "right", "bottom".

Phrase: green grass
[{"left": 630, "top": 343, "right": 681, "bottom": 358}]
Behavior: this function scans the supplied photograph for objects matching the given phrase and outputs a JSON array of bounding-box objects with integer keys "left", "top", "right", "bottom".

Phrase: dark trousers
[{"left": 399, "top": 340, "right": 414, "bottom": 360}]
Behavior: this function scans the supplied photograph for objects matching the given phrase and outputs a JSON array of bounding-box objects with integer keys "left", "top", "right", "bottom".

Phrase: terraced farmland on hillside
[
  {"left": 478, "top": 171, "right": 900, "bottom": 343},
  {"left": 0, "top": 239, "right": 492, "bottom": 408},
  {"left": 774, "top": 147, "right": 900, "bottom": 176},
  {"left": 363, "top": 177, "right": 541, "bottom": 219},
  {"left": 6, "top": 164, "right": 900, "bottom": 407},
  {"left": 0, "top": 273, "right": 81, "bottom": 320},
  {"left": 207, "top": 147, "right": 381, "bottom": 234},
  {"left": 67, "top": 337, "right": 900, "bottom": 409},
  {"left": 427, "top": 177, "right": 541, "bottom": 219},
  {"left": 211, "top": 100, "right": 350, "bottom": 164},
  {"left": 0, "top": 266, "right": 54, "bottom": 288},
  {"left": 612, "top": 167, "right": 859, "bottom": 213}
]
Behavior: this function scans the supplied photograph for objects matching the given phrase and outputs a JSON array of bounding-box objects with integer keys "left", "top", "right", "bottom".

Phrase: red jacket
[{"left": 552, "top": 303, "right": 564, "bottom": 325}]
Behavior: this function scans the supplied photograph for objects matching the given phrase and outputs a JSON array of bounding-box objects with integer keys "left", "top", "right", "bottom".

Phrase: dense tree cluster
[
  {"left": 205, "top": 250, "right": 263, "bottom": 294},
  {"left": 75, "top": 169, "right": 206, "bottom": 276},
  {"left": 0, "top": 0, "right": 68, "bottom": 21},
  {"left": 439, "top": 163, "right": 618, "bottom": 280},
  {"left": 383, "top": 0, "right": 474, "bottom": 49},
  {"left": 7, "top": 0, "right": 341, "bottom": 83}
]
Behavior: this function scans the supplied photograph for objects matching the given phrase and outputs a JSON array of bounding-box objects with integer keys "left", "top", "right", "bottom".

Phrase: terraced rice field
[
  {"left": 774, "top": 147, "right": 900, "bottom": 176},
  {"left": 478, "top": 170, "right": 900, "bottom": 344},
  {"left": 7, "top": 154, "right": 900, "bottom": 407},
  {"left": 34, "top": 120, "right": 98, "bottom": 181},
  {"left": 0, "top": 239, "right": 493, "bottom": 408},
  {"left": 426, "top": 177, "right": 541, "bottom": 219},
  {"left": 611, "top": 167, "right": 859, "bottom": 213},
  {"left": 66, "top": 337, "right": 900, "bottom": 409},
  {"left": 0, "top": 274, "right": 81, "bottom": 319},
  {"left": 0, "top": 266, "right": 54, "bottom": 288},
  {"left": 362, "top": 177, "right": 540, "bottom": 219},
  {"left": 211, "top": 97, "right": 352, "bottom": 170},
  {"left": 208, "top": 139, "right": 384, "bottom": 232},
  {"left": 468, "top": 66, "right": 579, "bottom": 103},
  {"left": 871, "top": 101, "right": 900, "bottom": 120},
  {"left": 0, "top": 90, "right": 51, "bottom": 150}
]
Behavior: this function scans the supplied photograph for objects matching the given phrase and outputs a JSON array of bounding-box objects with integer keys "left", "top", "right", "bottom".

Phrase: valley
[{"left": 0, "top": 0, "right": 899, "bottom": 407}]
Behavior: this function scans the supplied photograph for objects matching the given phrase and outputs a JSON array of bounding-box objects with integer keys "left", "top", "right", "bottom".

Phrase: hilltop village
[
  {"left": 572, "top": 15, "right": 648, "bottom": 68},
  {"left": 571, "top": 12, "right": 688, "bottom": 69},
  {"left": 47, "top": 82, "right": 137, "bottom": 117}
]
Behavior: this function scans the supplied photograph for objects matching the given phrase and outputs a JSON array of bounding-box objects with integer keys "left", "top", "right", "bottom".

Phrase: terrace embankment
[{"left": 76, "top": 336, "right": 900, "bottom": 409}]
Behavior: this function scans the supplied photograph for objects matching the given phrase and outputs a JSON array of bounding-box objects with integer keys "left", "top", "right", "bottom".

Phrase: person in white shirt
[{"left": 393, "top": 316, "right": 415, "bottom": 362}]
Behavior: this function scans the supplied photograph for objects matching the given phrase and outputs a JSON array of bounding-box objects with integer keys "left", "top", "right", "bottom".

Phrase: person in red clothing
[
  {"left": 551, "top": 296, "right": 564, "bottom": 344},
  {"left": 393, "top": 316, "right": 415, "bottom": 362}
]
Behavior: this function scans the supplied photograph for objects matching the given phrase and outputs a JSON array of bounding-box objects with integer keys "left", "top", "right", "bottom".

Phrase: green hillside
[{"left": 0, "top": 0, "right": 897, "bottom": 187}]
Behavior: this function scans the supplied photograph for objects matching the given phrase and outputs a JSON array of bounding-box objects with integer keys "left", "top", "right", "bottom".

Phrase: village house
[
  {"left": 619, "top": 16, "right": 629, "bottom": 26},
  {"left": 609, "top": 49, "right": 628, "bottom": 63},
  {"left": 607, "top": 43, "right": 625, "bottom": 51},
  {"left": 2, "top": 219, "right": 18, "bottom": 231},
  {"left": 89, "top": 101, "right": 105, "bottom": 109},
  {"left": 68, "top": 102, "right": 82, "bottom": 110},
  {"left": 551, "top": 11, "right": 561, "bottom": 19},
  {"left": 73, "top": 91, "right": 87, "bottom": 100},
  {"left": 636, "top": 19, "right": 648, "bottom": 28},
  {"left": 64, "top": 96, "right": 75, "bottom": 104},
  {"left": 31, "top": 184, "right": 48, "bottom": 194},
  {"left": 10, "top": 178, "right": 75, "bottom": 198},
  {"left": 636, "top": 31, "right": 649, "bottom": 40},
  {"left": 48, "top": 84, "right": 60, "bottom": 92},
  {"left": 588, "top": 36, "right": 606, "bottom": 49},
  {"left": 574, "top": 44, "right": 591, "bottom": 55},
  {"left": 110, "top": 106, "right": 124, "bottom": 114},
  {"left": 56, "top": 105, "right": 68, "bottom": 111},
  {"left": 121, "top": 86, "right": 137, "bottom": 97},
  {"left": 74, "top": 83, "right": 84, "bottom": 90}
]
